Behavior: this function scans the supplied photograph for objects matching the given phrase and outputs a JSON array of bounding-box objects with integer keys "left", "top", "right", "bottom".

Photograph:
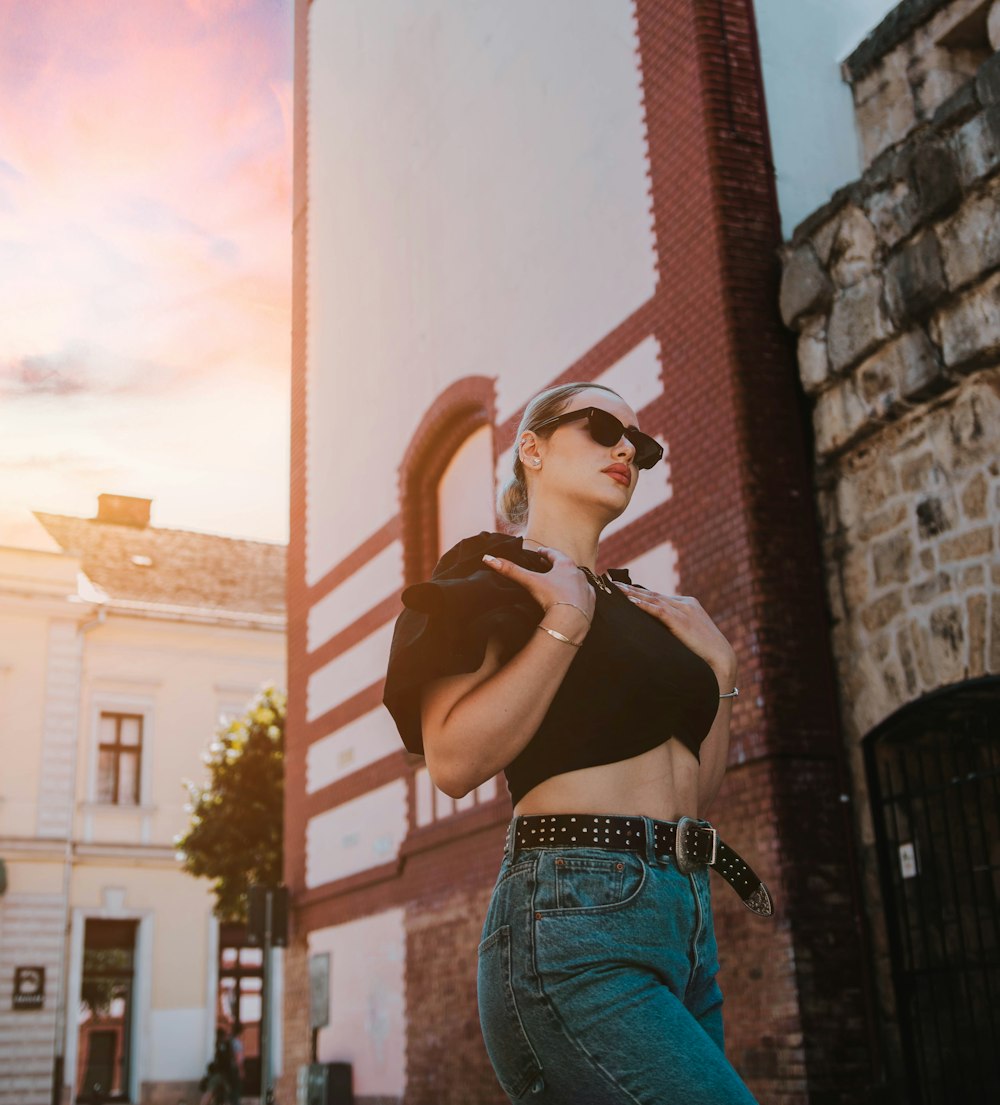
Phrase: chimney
[{"left": 96, "top": 494, "right": 152, "bottom": 528}]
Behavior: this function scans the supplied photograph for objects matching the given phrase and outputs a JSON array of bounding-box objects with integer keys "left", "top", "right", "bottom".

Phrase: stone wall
[{"left": 780, "top": 7, "right": 1000, "bottom": 1091}]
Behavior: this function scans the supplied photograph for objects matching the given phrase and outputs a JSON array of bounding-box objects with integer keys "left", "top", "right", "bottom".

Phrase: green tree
[{"left": 175, "top": 684, "right": 285, "bottom": 921}]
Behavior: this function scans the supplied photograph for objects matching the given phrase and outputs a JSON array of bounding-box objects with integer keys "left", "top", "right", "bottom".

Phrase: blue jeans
[{"left": 477, "top": 815, "right": 760, "bottom": 1104}]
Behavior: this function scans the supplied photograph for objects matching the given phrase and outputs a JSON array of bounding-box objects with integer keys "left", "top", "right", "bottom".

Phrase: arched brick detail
[{"left": 398, "top": 376, "right": 497, "bottom": 586}]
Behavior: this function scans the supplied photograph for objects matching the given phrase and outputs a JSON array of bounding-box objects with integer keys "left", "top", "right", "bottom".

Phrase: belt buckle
[{"left": 675, "top": 816, "right": 717, "bottom": 875}]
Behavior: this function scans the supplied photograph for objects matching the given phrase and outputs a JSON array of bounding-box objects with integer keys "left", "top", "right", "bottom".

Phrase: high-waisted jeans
[{"left": 476, "top": 814, "right": 760, "bottom": 1104}]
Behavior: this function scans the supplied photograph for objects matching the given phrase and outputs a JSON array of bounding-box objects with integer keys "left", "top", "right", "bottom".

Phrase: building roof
[{"left": 34, "top": 511, "right": 286, "bottom": 618}]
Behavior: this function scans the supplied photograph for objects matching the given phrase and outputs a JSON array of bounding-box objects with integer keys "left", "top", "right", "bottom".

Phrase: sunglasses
[{"left": 532, "top": 406, "right": 663, "bottom": 470}]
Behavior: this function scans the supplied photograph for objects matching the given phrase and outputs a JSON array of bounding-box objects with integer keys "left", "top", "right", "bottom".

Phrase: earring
[{"left": 530, "top": 458, "right": 541, "bottom": 467}]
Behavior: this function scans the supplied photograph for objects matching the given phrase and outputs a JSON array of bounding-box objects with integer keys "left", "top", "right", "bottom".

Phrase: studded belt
[{"left": 507, "top": 813, "right": 774, "bottom": 917}]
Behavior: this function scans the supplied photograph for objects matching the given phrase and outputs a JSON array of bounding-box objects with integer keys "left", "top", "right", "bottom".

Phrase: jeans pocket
[
  {"left": 536, "top": 851, "right": 646, "bottom": 915},
  {"left": 477, "top": 925, "right": 544, "bottom": 1099}
]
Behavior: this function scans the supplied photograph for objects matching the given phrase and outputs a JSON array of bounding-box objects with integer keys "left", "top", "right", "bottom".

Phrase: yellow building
[{"left": 0, "top": 494, "right": 285, "bottom": 1105}]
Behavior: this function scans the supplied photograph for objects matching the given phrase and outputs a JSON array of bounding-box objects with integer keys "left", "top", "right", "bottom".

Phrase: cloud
[
  {"left": 0, "top": 0, "right": 292, "bottom": 541},
  {"left": 0, "top": 347, "right": 183, "bottom": 400}
]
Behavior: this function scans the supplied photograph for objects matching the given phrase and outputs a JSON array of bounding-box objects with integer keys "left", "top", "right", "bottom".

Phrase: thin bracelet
[
  {"left": 536, "top": 624, "right": 583, "bottom": 648},
  {"left": 544, "top": 600, "right": 592, "bottom": 625},
  {"left": 719, "top": 686, "right": 740, "bottom": 698}
]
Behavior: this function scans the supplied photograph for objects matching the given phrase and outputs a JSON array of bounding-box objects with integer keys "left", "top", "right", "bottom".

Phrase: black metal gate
[{"left": 865, "top": 676, "right": 1000, "bottom": 1105}]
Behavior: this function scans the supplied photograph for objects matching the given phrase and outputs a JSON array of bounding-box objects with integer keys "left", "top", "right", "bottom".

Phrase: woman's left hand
[{"left": 615, "top": 583, "right": 737, "bottom": 680}]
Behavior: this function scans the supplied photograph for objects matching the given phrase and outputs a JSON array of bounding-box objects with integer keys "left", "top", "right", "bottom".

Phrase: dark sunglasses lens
[
  {"left": 630, "top": 432, "right": 661, "bottom": 469},
  {"left": 587, "top": 408, "right": 626, "bottom": 447},
  {"left": 588, "top": 409, "right": 661, "bottom": 469}
]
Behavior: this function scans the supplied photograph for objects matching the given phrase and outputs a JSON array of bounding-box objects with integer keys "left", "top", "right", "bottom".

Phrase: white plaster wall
[
  {"left": 307, "top": 540, "right": 404, "bottom": 653},
  {"left": 622, "top": 540, "right": 681, "bottom": 596},
  {"left": 754, "top": 0, "right": 902, "bottom": 235},
  {"left": 148, "top": 1007, "right": 207, "bottom": 1080},
  {"left": 306, "top": 706, "right": 401, "bottom": 794},
  {"left": 305, "top": 780, "right": 408, "bottom": 888},
  {"left": 309, "top": 910, "right": 405, "bottom": 1097},
  {"left": 305, "top": 0, "right": 657, "bottom": 583},
  {"left": 593, "top": 335, "right": 665, "bottom": 415},
  {"left": 307, "top": 621, "right": 395, "bottom": 722}
]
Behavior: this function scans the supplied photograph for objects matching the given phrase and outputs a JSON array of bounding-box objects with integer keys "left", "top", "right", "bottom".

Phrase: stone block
[
  {"left": 896, "top": 329, "right": 947, "bottom": 400},
  {"left": 915, "top": 495, "right": 955, "bottom": 539},
  {"left": 861, "top": 590, "right": 904, "bottom": 633},
  {"left": 961, "top": 563, "right": 985, "bottom": 586},
  {"left": 857, "top": 501, "right": 908, "bottom": 541},
  {"left": 930, "top": 270, "right": 1000, "bottom": 368},
  {"left": 830, "top": 206, "right": 880, "bottom": 287},
  {"left": 975, "top": 49, "right": 1000, "bottom": 108},
  {"left": 864, "top": 180, "right": 921, "bottom": 250},
  {"left": 968, "top": 592, "right": 987, "bottom": 677},
  {"left": 910, "top": 142, "right": 963, "bottom": 222},
  {"left": 857, "top": 343, "right": 900, "bottom": 419},
  {"left": 885, "top": 230, "right": 947, "bottom": 324},
  {"left": 931, "top": 79, "right": 980, "bottom": 129},
  {"left": 854, "top": 329, "right": 943, "bottom": 419},
  {"left": 928, "top": 604, "right": 965, "bottom": 679},
  {"left": 855, "top": 62, "right": 917, "bottom": 167},
  {"left": 872, "top": 532, "right": 913, "bottom": 585},
  {"left": 905, "top": 618, "right": 937, "bottom": 685},
  {"left": 828, "top": 275, "right": 895, "bottom": 373},
  {"left": 938, "top": 178, "right": 1000, "bottom": 290},
  {"left": 811, "top": 216, "right": 840, "bottom": 266},
  {"left": 961, "top": 471, "right": 989, "bottom": 519},
  {"left": 896, "top": 626, "right": 919, "bottom": 695},
  {"left": 797, "top": 314, "right": 830, "bottom": 395},
  {"left": 779, "top": 244, "right": 833, "bottom": 329},
  {"left": 908, "top": 570, "right": 952, "bottom": 604},
  {"left": 856, "top": 455, "right": 900, "bottom": 512},
  {"left": 991, "top": 588, "right": 1000, "bottom": 669},
  {"left": 991, "top": 1, "right": 1000, "bottom": 51},
  {"left": 813, "top": 377, "right": 869, "bottom": 456},
  {"left": 953, "top": 105, "right": 1000, "bottom": 186},
  {"left": 939, "top": 525, "right": 994, "bottom": 561}
]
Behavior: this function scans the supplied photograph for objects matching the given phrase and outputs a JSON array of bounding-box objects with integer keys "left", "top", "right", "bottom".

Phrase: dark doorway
[
  {"left": 76, "top": 919, "right": 138, "bottom": 1103},
  {"left": 865, "top": 676, "right": 1000, "bottom": 1105},
  {"left": 217, "top": 921, "right": 264, "bottom": 1096}
]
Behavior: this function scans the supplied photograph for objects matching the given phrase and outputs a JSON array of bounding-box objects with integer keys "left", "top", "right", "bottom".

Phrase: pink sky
[{"left": 0, "top": 0, "right": 292, "bottom": 543}]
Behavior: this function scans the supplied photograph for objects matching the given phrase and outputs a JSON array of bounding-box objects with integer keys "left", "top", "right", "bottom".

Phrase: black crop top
[{"left": 382, "top": 530, "right": 720, "bottom": 807}]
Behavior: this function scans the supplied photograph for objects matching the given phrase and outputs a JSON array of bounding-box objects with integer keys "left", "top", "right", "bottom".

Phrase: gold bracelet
[
  {"left": 536, "top": 624, "right": 583, "bottom": 648},
  {"left": 544, "top": 600, "right": 592, "bottom": 625}
]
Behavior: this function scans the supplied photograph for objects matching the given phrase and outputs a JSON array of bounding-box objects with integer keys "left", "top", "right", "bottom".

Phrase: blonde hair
[{"left": 496, "top": 382, "right": 625, "bottom": 531}]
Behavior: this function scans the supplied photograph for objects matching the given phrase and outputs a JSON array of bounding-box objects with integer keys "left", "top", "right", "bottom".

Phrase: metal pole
[{"left": 260, "top": 888, "right": 273, "bottom": 1104}]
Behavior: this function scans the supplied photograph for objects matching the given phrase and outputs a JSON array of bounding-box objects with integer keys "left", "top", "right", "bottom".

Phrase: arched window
[
  {"left": 398, "top": 376, "right": 497, "bottom": 585},
  {"left": 436, "top": 422, "right": 496, "bottom": 556},
  {"left": 398, "top": 378, "right": 503, "bottom": 826}
]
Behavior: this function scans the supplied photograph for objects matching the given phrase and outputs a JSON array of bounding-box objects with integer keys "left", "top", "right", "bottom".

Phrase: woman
[{"left": 383, "top": 382, "right": 772, "bottom": 1104}]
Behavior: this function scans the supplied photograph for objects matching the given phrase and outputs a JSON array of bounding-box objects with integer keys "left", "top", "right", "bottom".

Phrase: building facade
[
  {"left": 279, "top": 3, "right": 965, "bottom": 1104},
  {"left": 0, "top": 495, "right": 286, "bottom": 1105},
  {"left": 779, "top": 2, "right": 1000, "bottom": 1102}
]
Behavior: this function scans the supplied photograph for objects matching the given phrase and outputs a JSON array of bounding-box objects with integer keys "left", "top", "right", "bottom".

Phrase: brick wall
[{"left": 288, "top": 0, "right": 878, "bottom": 1101}]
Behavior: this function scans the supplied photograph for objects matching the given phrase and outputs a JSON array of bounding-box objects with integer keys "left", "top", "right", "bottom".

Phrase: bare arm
[
  {"left": 696, "top": 660, "right": 738, "bottom": 818},
  {"left": 419, "top": 545, "right": 596, "bottom": 798}
]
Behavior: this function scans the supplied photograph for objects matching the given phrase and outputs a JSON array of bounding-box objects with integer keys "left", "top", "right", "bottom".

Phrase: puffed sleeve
[{"left": 382, "top": 531, "right": 548, "bottom": 755}]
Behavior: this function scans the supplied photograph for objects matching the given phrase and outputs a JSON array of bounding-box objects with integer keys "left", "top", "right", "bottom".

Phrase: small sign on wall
[
  {"left": 309, "top": 952, "right": 330, "bottom": 1030},
  {"left": 13, "top": 966, "right": 45, "bottom": 1011}
]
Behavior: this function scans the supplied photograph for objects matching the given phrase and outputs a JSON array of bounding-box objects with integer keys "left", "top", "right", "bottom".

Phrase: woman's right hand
[{"left": 481, "top": 544, "right": 596, "bottom": 627}]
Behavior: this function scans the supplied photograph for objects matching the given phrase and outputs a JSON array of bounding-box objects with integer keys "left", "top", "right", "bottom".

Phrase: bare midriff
[{"left": 511, "top": 736, "right": 705, "bottom": 823}]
